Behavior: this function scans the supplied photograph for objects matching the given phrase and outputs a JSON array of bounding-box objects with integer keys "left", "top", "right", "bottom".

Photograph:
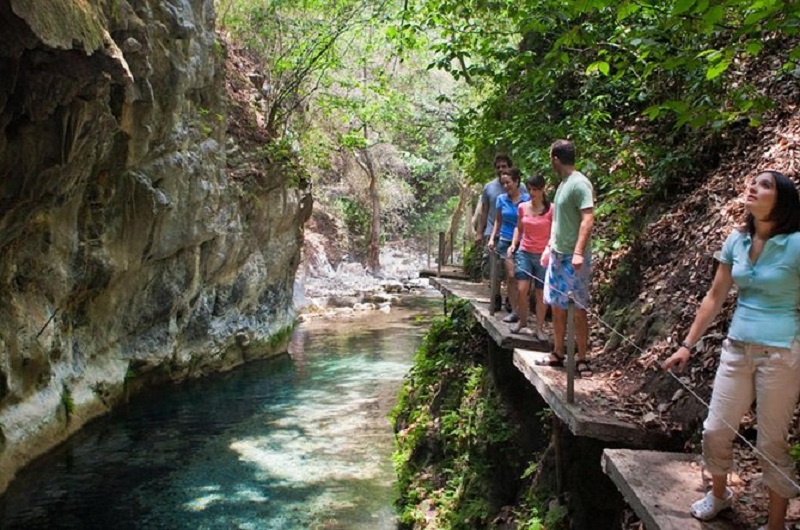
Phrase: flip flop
[
  {"left": 534, "top": 353, "right": 564, "bottom": 367},
  {"left": 576, "top": 360, "right": 593, "bottom": 378}
]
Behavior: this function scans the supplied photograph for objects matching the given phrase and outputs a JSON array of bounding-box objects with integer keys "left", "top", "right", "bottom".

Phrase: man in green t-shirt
[{"left": 538, "top": 140, "right": 595, "bottom": 377}]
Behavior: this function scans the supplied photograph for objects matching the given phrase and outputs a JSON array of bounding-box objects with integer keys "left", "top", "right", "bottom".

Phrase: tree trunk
[
  {"left": 354, "top": 147, "right": 381, "bottom": 274},
  {"left": 444, "top": 179, "right": 472, "bottom": 261}
]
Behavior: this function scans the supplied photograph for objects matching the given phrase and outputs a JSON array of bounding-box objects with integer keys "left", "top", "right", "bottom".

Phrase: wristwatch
[{"left": 680, "top": 340, "right": 695, "bottom": 352}]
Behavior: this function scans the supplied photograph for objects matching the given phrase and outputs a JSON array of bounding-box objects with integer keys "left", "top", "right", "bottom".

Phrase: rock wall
[{"left": 0, "top": 0, "right": 311, "bottom": 493}]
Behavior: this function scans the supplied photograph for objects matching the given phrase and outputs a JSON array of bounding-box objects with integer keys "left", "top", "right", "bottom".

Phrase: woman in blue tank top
[
  {"left": 663, "top": 170, "right": 800, "bottom": 530},
  {"left": 488, "top": 168, "right": 530, "bottom": 323}
]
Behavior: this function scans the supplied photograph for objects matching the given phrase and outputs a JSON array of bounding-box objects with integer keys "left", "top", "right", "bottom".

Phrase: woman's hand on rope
[
  {"left": 541, "top": 246, "right": 550, "bottom": 268},
  {"left": 662, "top": 347, "right": 691, "bottom": 372}
]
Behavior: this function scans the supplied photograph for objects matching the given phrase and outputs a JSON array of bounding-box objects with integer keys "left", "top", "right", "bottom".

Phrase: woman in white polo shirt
[{"left": 663, "top": 170, "right": 800, "bottom": 530}]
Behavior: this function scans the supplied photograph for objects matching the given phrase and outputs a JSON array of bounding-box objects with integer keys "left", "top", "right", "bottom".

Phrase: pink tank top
[{"left": 518, "top": 204, "right": 553, "bottom": 254}]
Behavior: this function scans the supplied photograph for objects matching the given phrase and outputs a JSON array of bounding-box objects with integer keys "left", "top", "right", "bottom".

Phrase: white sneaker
[
  {"left": 690, "top": 488, "right": 732, "bottom": 521},
  {"left": 535, "top": 330, "right": 549, "bottom": 342}
]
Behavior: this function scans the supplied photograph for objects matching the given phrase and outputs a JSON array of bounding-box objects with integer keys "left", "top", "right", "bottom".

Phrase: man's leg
[
  {"left": 516, "top": 279, "right": 531, "bottom": 329},
  {"left": 481, "top": 240, "right": 491, "bottom": 280},
  {"left": 534, "top": 287, "right": 546, "bottom": 335},
  {"left": 572, "top": 254, "right": 592, "bottom": 361},
  {"left": 575, "top": 308, "right": 588, "bottom": 360},
  {"left": 543, "top": 254, "right": 568, "bottom": 356},
  {"left": 505, "top": 257, "right": 518, "bottom": 314},
  {"left": 552, "top": 306, "right": 566, "bottom": 355}
]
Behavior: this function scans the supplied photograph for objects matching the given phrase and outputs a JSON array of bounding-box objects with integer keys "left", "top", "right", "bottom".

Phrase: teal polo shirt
[{"left": 719, "top": 230, "right": 800, "bottom": 348}]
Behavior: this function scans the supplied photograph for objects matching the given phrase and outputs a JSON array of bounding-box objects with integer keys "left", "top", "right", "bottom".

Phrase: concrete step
[{"left": 602, "top": 448, "right": 739, "bottom": 530}]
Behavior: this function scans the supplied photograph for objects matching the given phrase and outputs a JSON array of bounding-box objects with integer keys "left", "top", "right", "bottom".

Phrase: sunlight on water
[{"left": 0, "top": 300, "right": 438, "bottom": 530}]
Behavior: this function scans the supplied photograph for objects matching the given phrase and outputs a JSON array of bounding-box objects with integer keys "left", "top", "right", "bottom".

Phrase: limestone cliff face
[{"left": 0, "top": 0, "right": 311, "bottom": 492}]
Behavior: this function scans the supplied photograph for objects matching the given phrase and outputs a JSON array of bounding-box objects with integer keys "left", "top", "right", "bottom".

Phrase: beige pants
[{"left": 702, "top": 338, "right": 800, "bottom": 499}]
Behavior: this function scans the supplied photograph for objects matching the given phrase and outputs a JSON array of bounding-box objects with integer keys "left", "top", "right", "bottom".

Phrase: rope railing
[{"left": 486, "top": 246, "right": 800, "bottom": 494}]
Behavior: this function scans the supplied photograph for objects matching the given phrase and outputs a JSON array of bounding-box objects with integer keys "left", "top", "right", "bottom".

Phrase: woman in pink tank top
[{"left": 509, "top": 174, "right": 553, "bottom": 340}]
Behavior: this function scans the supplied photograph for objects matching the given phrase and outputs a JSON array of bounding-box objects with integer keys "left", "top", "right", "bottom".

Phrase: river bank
[{"left": 0, "top": 297, "right": 439, "bottom": 529}]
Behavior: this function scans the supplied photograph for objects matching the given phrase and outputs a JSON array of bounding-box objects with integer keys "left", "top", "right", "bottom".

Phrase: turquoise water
[{"left": 0, "top": 300, "right": 437, "bottom": 529}]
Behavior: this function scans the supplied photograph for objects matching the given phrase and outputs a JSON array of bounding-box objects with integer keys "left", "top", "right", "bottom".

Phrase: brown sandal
[{"left": 576, "top": 360, "right": 593, "bottom": 378}]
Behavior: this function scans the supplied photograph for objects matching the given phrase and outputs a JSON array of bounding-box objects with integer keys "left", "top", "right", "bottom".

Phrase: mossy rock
[{"left": 11, "top": 0, "right": 107, "bottom": 53}]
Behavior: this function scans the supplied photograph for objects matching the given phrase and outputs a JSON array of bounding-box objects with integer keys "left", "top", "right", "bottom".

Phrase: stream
[{"left": 0, "top": 296, "right": 439, "bottom": 529}]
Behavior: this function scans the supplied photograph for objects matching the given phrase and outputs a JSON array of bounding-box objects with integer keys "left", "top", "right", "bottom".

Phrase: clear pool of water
[{"left": 0, "top": 298, "right": 438, "bottom": 529}]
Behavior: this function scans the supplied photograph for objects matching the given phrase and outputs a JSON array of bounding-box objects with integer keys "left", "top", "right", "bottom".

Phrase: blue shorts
[
  {"left": 543, "top": 251, "right": 591, "bottom": 309},
  {"left": 515, "top": 251, "right": 545, "bottom": 288},
  {"left": 495, "top": 238, "right": 514, "bottom": 259}
]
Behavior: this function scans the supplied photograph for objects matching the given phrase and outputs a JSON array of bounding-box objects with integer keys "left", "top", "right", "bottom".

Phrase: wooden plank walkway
[
  {"left": 430, "top": 277, "right": 667, "bottom": 446},
  {"left": 514, "top": 349, "right": 668, "bottom": 446},
  {"left": 429, "top": 275, "right": 738, "bottom": 528},
  {"left": 428, "top": 277, "right": 547, "bottom": 350},
  {"left": 602, "top": 449, "right": 738, "bottom": 530},
  {"left": 419, "top": 265, "right": 471, "bottom": 280}
]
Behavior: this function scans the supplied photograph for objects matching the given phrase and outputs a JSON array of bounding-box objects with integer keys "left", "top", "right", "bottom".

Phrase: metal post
[
  {"left": 489, "top": 252, "right": 499, "bottom": 316},
  {"left": 566, "top": 293, "right": 575, "bottom": 404},
  {"left": 426, "top": 230, "right": 431, "bottom": 269},
  {"left": 449, "top": 233, "right": 454, "bottom": 265},
  {"left": 552, "top": 414, "right": 563, "bottom": 498},
  {"left": 437, "top": 232, "right": 445, "bottom": 277}
]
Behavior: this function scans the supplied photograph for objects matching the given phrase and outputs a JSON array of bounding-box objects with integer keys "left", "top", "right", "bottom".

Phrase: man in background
[{"left": 477, "top": 155, "right": 512, "bottom": 309}]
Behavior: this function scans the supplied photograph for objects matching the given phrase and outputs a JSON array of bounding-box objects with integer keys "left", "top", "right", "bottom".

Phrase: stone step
[{"left": 602, "top": 448, "right": 738, "bottom": 530}]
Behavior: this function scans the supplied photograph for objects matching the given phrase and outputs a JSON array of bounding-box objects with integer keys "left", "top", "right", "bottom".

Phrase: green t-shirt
[{"left": 550, "top": 170, "right": 594, "bottom": 255}]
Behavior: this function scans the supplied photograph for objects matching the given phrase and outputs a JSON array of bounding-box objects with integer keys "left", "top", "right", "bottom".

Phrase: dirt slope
[{"left": 585, "top": 43, "right": 800, "bottom": 528}]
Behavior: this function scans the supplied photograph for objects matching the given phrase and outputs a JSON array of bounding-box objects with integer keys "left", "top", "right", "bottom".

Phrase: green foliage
[
  {"left": 219, "top": 0, "right": 465, "bottom": 249},
  {"left": 218, "top": 0, "right": 385, "bottom": 135},
  {"left": 256, "top": 136, "right": 294, "bottom": 162},
  {"left": 267, "top": 322, "right": 297, "bottom": 349},
  {"left": 399, "top": 150, "right": 462, "bottom": 238},
  {"left": 513, "top": 452, "right": 573, "bottom": 530},
  {"left": 395, "top": 0, "right": 799, "bottom": 249},
  {"left": 790, "top": 443, "right": 800, "bottom": 463},
  {"left": 309, "top": 22, "right": 462, "bottom": 243},
  {"left": 462, "top": 241, "right": 484, "bottom": 281},
  {"left": 335, "top": 197, "right": 372, "bottom": 237},
  {"left": 544, "top": 502, "right": 569, "bottom": 530},
  {"left": 519, "top": 517, "right": 544, "bottom": 530},
  {"left": 61, "top": 384, "right": 74, "bottom": 422},
  {"left": 391, "top": 299, "right": 527, "bottom": 528}
]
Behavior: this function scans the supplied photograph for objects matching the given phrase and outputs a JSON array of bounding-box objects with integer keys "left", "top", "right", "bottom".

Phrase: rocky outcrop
[{"left": 0, "top": 0, "right": 311, "bottom": 493}]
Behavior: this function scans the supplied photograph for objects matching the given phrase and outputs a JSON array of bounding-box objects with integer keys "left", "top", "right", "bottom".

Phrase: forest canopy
[{"left": 217, "top": 0, "right": 800, "bottom": 262}]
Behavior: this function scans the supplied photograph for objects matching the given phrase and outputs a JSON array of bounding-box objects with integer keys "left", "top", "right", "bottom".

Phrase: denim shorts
[
  {"left": 495, "top": 238, "right": 514, "bottom": 258},
  {"left": 494, "top": 239, "right": 517, "bottom": 279},
  {"left": 515, "top": 250, "right": 545, "bottom": 288}
]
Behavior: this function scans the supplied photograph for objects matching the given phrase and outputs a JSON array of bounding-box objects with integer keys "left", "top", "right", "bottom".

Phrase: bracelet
[{"left": 680, "top": 340, "right": 694, "bottom": 352}]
